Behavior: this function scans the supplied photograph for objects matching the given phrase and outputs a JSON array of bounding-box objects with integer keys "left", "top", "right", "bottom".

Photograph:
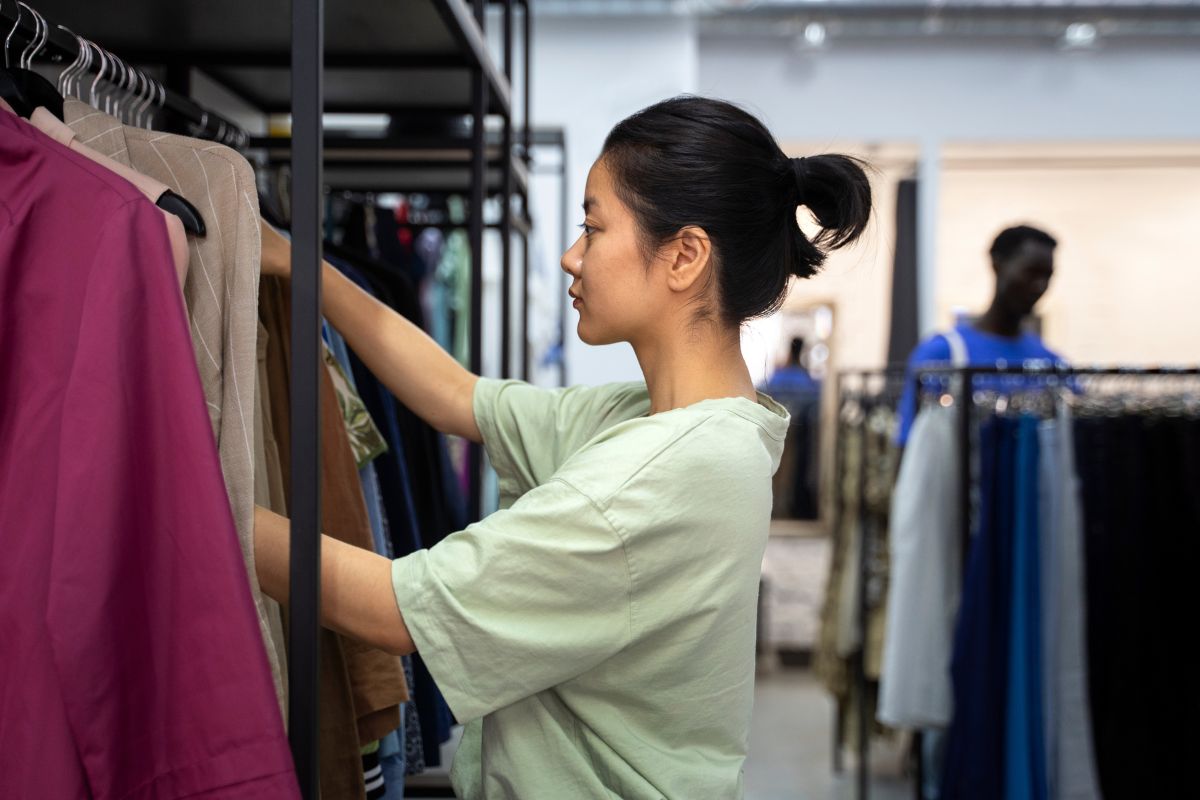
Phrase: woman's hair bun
[
  {"left": 601, "top": 96, "right": 873, "bottom": 324},
  {"left": 784, "top": 154, "right": 872, "bottom": 281},
  {"left": 789, "top": 154, "right": 872, "bottom": 250}
]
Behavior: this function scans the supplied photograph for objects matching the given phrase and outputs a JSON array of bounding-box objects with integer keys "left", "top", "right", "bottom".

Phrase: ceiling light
[
  {"left": 802, "top": 21, "right": 827, "bottom": 49},
  {"left": 1061, "top": 22, "right": 1099, "bottom": 50}
]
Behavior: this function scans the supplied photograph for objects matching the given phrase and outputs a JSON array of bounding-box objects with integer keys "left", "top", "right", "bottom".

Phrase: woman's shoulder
[{"left": 556, "top": 398, "right": 763, "bottom": 508}]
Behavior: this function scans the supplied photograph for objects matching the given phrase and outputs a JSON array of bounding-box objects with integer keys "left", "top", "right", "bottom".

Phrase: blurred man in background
[{"left": 896, "top": 224, "right": 1064, "bottom": 446}]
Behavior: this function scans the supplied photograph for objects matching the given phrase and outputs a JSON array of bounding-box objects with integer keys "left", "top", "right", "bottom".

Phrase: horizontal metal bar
[
  {"left": 103, "top": 50, "right": 475, "bottom": 69},
  {"left": 431, "top": 0, "right": 512, "bottom": 117},
  {"left": 915, "top": 365, "right": 1200, "bottom": 376}
]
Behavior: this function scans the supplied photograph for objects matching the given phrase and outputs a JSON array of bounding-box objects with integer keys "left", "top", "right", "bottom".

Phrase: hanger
[
  {"left": 1, "top": 1, "right": 64, "bottom": 120},
  {"left": 65, "top": 32, "right": 207, "bottom": 237},
  {"left": 157, "top": 190, "right": 207, "bottom": 237}
]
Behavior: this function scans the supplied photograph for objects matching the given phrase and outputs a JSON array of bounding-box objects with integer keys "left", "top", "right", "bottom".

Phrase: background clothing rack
[
  {"left": 909, "top": 363, "right": 1200, "bottom": 800},
  {"left": 834, "top": 367, "right": 908, "bottom": 800}
]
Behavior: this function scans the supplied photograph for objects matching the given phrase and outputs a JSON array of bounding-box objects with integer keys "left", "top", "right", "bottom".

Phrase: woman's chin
[{"left": 576, "top": 321, "right": 617, "bottom": 347}]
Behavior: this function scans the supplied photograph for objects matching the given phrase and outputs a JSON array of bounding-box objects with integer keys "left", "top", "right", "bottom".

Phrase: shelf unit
[{"left": 7, "top": 1, "right": 537, "bottom": 796}]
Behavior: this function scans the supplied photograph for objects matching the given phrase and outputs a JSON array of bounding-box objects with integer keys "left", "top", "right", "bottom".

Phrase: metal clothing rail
[
  {"left": 909, "top": 363, "right": 1200, "bottom": 800},
  {"left": 834, "top": 367, "right": 908, "bottom": 800},
  {"left": 0, "top": 0, "right": 248, "bottom": 145},
  {"left": 914, "top": 364, "right": 1200, "bottom": 574}
]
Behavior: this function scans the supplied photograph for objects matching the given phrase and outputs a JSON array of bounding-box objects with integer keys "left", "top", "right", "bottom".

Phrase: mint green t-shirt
[{"left": 391, "top": 378, "right": 789, "bottom": 799}]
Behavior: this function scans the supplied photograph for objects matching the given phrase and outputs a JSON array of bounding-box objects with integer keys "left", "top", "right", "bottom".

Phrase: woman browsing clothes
[{"left": 254, "top": 96, "right": 872, "bottom": 800}]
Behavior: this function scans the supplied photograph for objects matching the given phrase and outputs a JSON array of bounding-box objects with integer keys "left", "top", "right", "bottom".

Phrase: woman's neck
[{"left": 633, "top": 322, "right": 757, "bottom": 415}]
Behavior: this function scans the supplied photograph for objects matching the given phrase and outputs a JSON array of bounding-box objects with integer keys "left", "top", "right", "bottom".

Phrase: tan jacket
[{"left": 64, "top": 100, "right": 287, "bottom": 713}]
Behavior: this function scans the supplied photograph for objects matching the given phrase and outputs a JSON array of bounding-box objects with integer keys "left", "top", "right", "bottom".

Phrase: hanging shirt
[
  {"left": 64, "top": 99, "right": 289, "bottom": 711},
  {"left": 1038, "top": 415, "right": 1103, "bottom": 800},
  {"left": 29, "top": 105, "right": 191, "bottom": 285},
  {"left": 939, "top": 417, "right": 1016, "bottom": 800},
  {"left": 877, "top": 405, "right": 962, "bottom": 730},
  {"left": 896, "top": 324, "right": 1064, "bottom": 445},
  {"left": 0, "top": 108, "right": 298, "bottom": 799},
  {"left": 392, "top": 379, "right": 790, "bottom": 799},
  {"left": 1005, "top": 418, "right": 1049, "bottom": 800}
]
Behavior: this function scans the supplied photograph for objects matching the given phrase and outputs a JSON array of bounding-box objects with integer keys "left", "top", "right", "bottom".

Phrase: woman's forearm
[
  {"left": 260, "top": 220, "right": 480, "bottom": 442},
  {"left": 254, "top": 506, "right": 415, "bottom": 656},
  {"left": 319, "top": 263, "right": 481, "bottom": 442}
]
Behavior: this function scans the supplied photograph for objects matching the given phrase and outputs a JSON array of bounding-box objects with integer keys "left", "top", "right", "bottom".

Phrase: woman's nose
[{"left": 561, "top": 236, "right": 584, "bottom": 276}]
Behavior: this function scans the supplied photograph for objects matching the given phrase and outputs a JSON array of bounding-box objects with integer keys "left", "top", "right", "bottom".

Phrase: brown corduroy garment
[{"left": 261, "top": 278, "right": 408, "bottom": 799}]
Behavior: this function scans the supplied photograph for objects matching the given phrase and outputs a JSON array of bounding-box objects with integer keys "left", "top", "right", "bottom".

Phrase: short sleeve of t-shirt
[
  {"left": 391, "top": 477, "right": 633, "bottom": 722},
  {"left": 472, "top": 378, "right": 650, "bottom": 502}
]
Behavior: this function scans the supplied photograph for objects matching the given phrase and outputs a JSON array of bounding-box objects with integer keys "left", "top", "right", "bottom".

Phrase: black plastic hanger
[
  {"left": 1, "top": 2, "right": 63, "bottom": 120},
  {"left": 157, "top": 190, "right": 207, "bottom": 237}
]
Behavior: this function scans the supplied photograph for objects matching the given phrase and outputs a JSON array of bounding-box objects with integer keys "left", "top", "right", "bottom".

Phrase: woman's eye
[{"left": 578, "top": 222, "right": 595, "bottom": 236}]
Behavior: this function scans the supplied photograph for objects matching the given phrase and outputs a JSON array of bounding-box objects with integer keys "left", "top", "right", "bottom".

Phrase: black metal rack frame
[
  {"left": 833, "top": 367, "right": 907, "bottom": 800},
  {"left": 5, "top": 2, "right": 537, "bottom": 797}
]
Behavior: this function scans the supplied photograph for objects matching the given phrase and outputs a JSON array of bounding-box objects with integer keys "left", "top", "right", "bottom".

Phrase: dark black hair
[
  {"left": 989, "top": 225, "right": 1057, "bottom": 264},
  {"left": 789, "top": 336, "right": 806, "bottom": 364},
  {"left": 600, "top": 96, "right": 872, "bottom": 326}
]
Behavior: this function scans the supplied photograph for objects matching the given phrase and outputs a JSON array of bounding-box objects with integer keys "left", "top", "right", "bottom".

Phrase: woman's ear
[{"left": 663, "top": 226, "right": 713, "bottom": 294}]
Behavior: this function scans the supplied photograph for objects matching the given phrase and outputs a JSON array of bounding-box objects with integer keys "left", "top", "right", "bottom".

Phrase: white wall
[
  {"left": 696, "top": 37, "right": 1200, "bottom": 143},
  {"left": 937, "top": 145, "right": 1200, "bottom": 366},
  {"left": 531, "top": 16, "right": 698, "bottom": 385},
  {"left": 527, "top": 18, "right": 1200, "bottom": 381}
]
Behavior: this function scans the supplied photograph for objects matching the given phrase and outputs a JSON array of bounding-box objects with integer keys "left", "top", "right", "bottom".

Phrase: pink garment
[
  {"left": 29, "top": 106, "right": 190, "bottom": 287},
  {"left": 0, "top": 111, "right": 299, "bottom": 798}
]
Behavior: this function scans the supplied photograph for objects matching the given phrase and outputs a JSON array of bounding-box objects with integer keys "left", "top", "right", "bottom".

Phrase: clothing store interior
[{"left": 3, "top": 1, "right": 1198, "bottom": 799}]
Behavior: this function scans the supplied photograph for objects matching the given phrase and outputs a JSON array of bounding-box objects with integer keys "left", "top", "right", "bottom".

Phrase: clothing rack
[
  {"left": 908, "top": 363, "right": 1200, "bottom": 800},
  {"left": 10, "top": 1, "right": 535, "bottom": 797},
  {"left": 833, "top": 367, "right": 908, "bottom": 800},
  {"left": 0, "top": 1, "right": 248, "bottom": 145}
]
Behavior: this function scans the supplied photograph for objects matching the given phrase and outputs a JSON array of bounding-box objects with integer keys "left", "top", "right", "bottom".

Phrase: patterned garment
[
  {"left": 361, "top": 742, "right": 387, "bottom": 800},
  {"left": 402, "top": 656, "right": 427, "bottom": 775},
  {"left": 64, "top": 99, "right": 287, "bottom": 711},
  {"left": 324, "top": 344, "right": 389, "bottom": 469}
]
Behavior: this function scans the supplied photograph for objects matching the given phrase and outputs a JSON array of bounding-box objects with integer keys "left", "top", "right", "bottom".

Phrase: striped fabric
[
  {"left": 361, "top": 744, "right": 387, "bottom": 799},
  {"left": 65, "top": 100, "right": 288, "bottom": 715}
]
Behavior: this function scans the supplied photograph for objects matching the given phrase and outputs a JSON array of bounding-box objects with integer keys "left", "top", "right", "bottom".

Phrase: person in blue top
[
  {"left": 896, "top": 225, "right": 1065, "bottom": 445},
  {"left": 764, "top": 336, "right": 820, "bottom": 394}
]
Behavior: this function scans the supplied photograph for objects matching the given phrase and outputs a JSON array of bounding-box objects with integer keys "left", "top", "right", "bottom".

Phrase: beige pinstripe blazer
[{"left": 65, "top": 100, "right": 287, "bottom": 715}]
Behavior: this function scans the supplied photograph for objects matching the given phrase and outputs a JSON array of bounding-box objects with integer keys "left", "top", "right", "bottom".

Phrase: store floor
[
  {"left": 745, "top": 667, "right": 912, "bottom": 800},
  {"left": 409, "top": 665, "right": 912, "bottom": 800}
]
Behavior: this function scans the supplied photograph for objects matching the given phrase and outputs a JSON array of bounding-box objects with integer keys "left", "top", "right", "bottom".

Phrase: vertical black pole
[
  {"left": 958, "top": 368, "right": 974, "bottom": 575},
  {"left": 521, "top": 1, "right": 535, "bottom": 383},
  {"left": 856, "top": 382, "right": 871, "bottom": 800},
  {"left": 522, "top": 233, "right": 532, "bottom": 382},
  {"left": 288, "top": 0, "right": 323, "bottom": 797},
  {"left": 522, "top": 0, "right": 532, "bottom": 165},
  {"left": 831, "top": 374, "right": 848, "bottom": 777},
  {"left": 468, "top": 0, "right": 487, "bottom": 521},
  {"left": 501, "top": 0, "right": 514, "bottom": 379},
  {"left": 558, "top": 142, "right": 568, "bottom": 387}
]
